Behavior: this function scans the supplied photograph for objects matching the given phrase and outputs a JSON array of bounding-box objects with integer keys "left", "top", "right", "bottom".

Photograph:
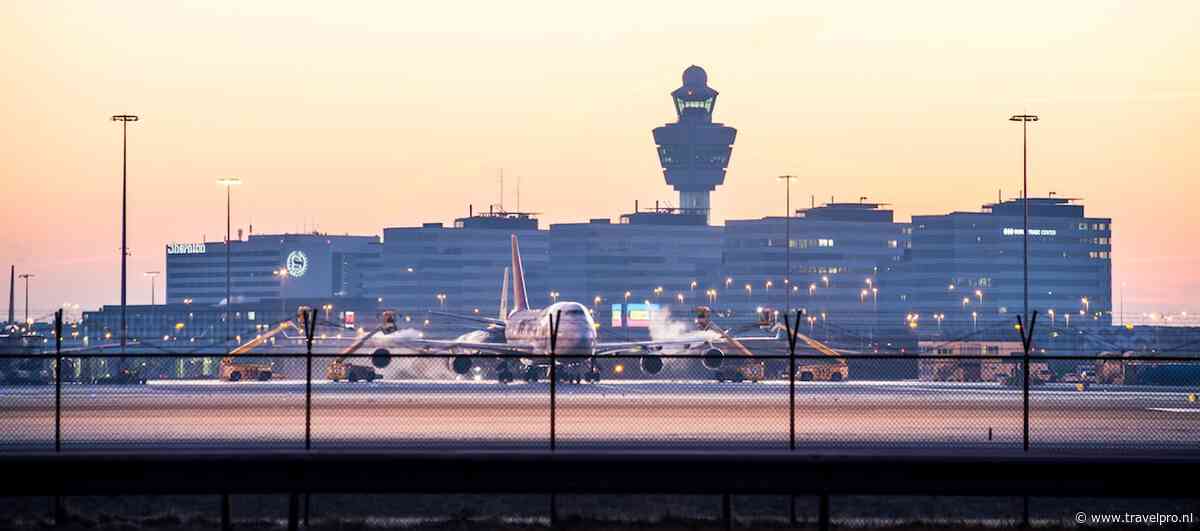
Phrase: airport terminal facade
[{"left": 107, "top": 194, "right": 1111, "bottom": 347}]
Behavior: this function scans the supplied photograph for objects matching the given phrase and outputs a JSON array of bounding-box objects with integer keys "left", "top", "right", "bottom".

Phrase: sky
[{"left": 2, "top": 1, "right": 1199, "bottom": 319}]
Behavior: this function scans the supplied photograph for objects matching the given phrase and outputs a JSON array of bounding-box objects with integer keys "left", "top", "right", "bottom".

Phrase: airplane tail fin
[
  {"left": 499, "top": 266, "right": 510, "bottom": 319},
  {"left": 510, "top": 234, "right": 529, "bottom": 312}
]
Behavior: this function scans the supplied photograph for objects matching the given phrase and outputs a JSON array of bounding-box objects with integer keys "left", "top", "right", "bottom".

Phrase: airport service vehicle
[
  {"left": 693, "top": 306, "right": 770, "bottom": 383},
  {"left": 375, "top": 234, "right": 778, "bottom": 384},
  {"left": 751, "top": 309, "right": 849, "bottom": 382},
  {"left": 325, "top": 311, "right": 396, "bottom": 382},
  {"left": 995, "top": 357, "right": 1054, "bottom": 386},
  {"left": 219, "top": 306, "right": 313, "bottom": 382}
]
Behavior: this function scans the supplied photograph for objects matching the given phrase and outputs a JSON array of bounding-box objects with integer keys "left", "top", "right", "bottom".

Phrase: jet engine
[
  {"left": 701, "top": 348, "right": 725, "bottom": 370},
  {"left": 449, "top": 356, "right": 473, "bottom": 375},
  {"left": 640, "top": 355, "right": 664, "bottom": 375},
  {"left": 371, "top": 348, "right": 392, "bottom": 369}
]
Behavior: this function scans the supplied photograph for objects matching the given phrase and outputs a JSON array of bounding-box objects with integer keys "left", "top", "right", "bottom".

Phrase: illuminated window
[{"left": 887, "top": 240, "right": 898, "bottom": 248}]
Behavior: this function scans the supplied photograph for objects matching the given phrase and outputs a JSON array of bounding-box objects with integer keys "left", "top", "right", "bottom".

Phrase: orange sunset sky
[{"left": 2, "top": 1, "right": 1198, "bottom": 318}]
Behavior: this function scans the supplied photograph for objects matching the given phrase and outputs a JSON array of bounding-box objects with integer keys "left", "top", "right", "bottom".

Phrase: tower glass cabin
[{"left": 652, "top": 65, "right": 737, "bottom": 223}]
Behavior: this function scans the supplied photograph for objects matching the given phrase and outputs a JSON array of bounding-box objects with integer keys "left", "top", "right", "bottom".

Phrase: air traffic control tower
[{"left": 652, "top": 65, "right": 737, "bottom": 223}]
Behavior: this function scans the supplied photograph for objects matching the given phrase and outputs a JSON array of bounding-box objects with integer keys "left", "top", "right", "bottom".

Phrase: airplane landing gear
[{"left": 524, "top": 366, "right": 540, "bottom": 383}]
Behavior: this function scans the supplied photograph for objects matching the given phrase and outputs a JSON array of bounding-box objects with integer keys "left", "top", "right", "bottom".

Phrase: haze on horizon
[{"left": 2, "top": 1, "right": 1198, "bottom": 318}]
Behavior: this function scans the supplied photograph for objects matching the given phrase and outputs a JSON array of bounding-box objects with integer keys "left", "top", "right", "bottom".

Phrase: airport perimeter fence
[{"left": 1, "top": 311, "right": 1199, "bottom": 453}]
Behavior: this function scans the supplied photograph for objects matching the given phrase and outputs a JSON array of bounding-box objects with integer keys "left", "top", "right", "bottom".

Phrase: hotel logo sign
[{"left": 167, "top": 243, "right": 207, "bottom": 255}]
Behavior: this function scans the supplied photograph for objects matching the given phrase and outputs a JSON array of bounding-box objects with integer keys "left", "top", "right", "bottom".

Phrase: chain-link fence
[
  {"left": 0, "top": 308, "right": 1197, "bottom": 452},
  {"left": 2, "top": 348, "right": 1199, "bottom": 453}
]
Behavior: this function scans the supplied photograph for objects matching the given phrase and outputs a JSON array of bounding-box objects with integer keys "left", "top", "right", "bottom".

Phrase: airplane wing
[
  {"left": 593, "top": 329, "right": 782, "bottom": 355},
  {"left": 391, "top": 337, "right": 534, "bottom": 357},
  {"left": 429, "top": 311, "right": 507, "bottom": 327}
]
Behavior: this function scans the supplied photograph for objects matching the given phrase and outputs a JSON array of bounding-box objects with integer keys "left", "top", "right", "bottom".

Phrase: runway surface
[{"left": 1, "top": 379, "right": 1198, "bottom": 453}]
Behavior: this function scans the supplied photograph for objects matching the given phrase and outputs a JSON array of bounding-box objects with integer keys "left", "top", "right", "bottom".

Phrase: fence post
[
  {"left": 1016, "top": 312, "right": 1038, "bottom": 452},
  {"left": 818, "top": 493, "right": 830, "bottom": 531},
  {"left": 548, "top": 310, "right": 561, "bottom": 451},
  {"left": 220, "top": 493, "right": 231, "bottom": 531},
  {"left": 785, "top": 310, "right": 802, "bottom": 451},
  {"left": 54, "top": 308, "right": 63, "bottom": 453},
  {"left": 303, "top": 308, "right": 316, "bottom": 451}
]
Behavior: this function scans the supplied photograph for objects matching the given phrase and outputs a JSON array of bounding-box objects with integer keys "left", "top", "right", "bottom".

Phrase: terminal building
[
  {"left": 546, "top": 203, "right": 723, "bottom": 334},
  {"left": 893, "top": 197, "right": 1113, "bottom": 341},
  {"left": 367, "top": 209, "right": 548, "bottom": 319},
  {"left": 164, "top": 233, "right": 380, "bottom": 306},
  {"left": 721, "top": 202, "right": 911, "bottom": 344}
]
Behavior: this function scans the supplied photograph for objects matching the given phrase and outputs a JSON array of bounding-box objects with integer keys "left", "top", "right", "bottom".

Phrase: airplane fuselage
[{"left": 504, "top": 301, "right": 597, "bottom": 355}]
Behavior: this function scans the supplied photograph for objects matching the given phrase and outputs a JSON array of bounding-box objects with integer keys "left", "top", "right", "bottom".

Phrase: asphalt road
[{"left": 1, "top": 379, "right": 1198, "bottom": 453}]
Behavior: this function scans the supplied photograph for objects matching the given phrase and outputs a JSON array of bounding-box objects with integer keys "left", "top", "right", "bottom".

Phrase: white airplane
[{"left": 371, "top": 234, "right": 776, "bottom": 383}]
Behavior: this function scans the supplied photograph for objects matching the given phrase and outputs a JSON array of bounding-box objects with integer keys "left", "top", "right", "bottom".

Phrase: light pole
[
  {"left": 144, "top": 271, "right": 160, "bottom": 305},
  {"left": 437, "top": 293, "right": 447, "bottom": 310},
  {"left": 18, "top": 273, "right": 33, "bottom": 325},
  {"left": 217, "top": 177, "right": 241, "bottom": 352},
  {"left": 274, "top": 268, "right": 288, "bottom": 320},
  {"left": 778, "top": 175, "right": 798, "bottom": 314},
  {"left": 1010, "top": 113, "right": 1038, "bottom": 329},
  {"left": 975, "top": 289, "right": 984, "bottom": 305},
  {"left": 112, "top": 114, "right": 138, "bottom": 352},
  {"left": 623, "top": 291, "right": 631, "bottom": 340}
]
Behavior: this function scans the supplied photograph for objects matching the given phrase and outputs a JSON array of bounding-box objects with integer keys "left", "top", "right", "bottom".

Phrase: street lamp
[
  {"left": 962, "top": 297, "right": 970, "bottom": 310},
  {"left": 860, "top": 289, "right": 868, "bottom": 304},
  {"left": 273, "top": 267, "right": 288, "bottom": 320},
  {"left": 808, "top": 283, "right": 817, "bottom": 297},
  {"left": 17, "top": 273, "right": 34, "bottom": 325},
  {"left": 972, "top": 311, "right": 978, "bottom": 331},
  {"left": 935, "top": 313, "right": 944, "bottom": 331},
  {"left": 144, "top": 271, "right": 160, "bottom": 305},
  {"left": 437, "top": 293, "right": 448, "bottom": 310},
  {"left": 1081, "top": 297, "right": 1089, "bottom": 315},
  {"left": 676, "top": 293, "right": 684, "bottom": 305},
  {"left": 112, "top": 114, "right": 138, "bottom": 352},
  {"left": 1010, "top": 113, "right": 1039, "bottom": 325},
  {"left": 725, "top": 277, "right": 733, "bottom": 290},
  {"left": 217, "top": 177, "right": 241, "bottom": 352},
  {"left": 975, "top": 289, "right": 984, "bottom": 305},
  {"left": 744, "top": 284, "right": 752, "bottom": 301},
  {"left": 821, "top": 275, "right": 830, "bottom": 289},
  {"left": 623, "top": 291, "right": 632, "bottom": 340},
  {"left": 778, "top": 174, "right": 798, "bottom": 314},
  {"left": 690, "top": 280, "right": 698, "bottom": 293}
]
